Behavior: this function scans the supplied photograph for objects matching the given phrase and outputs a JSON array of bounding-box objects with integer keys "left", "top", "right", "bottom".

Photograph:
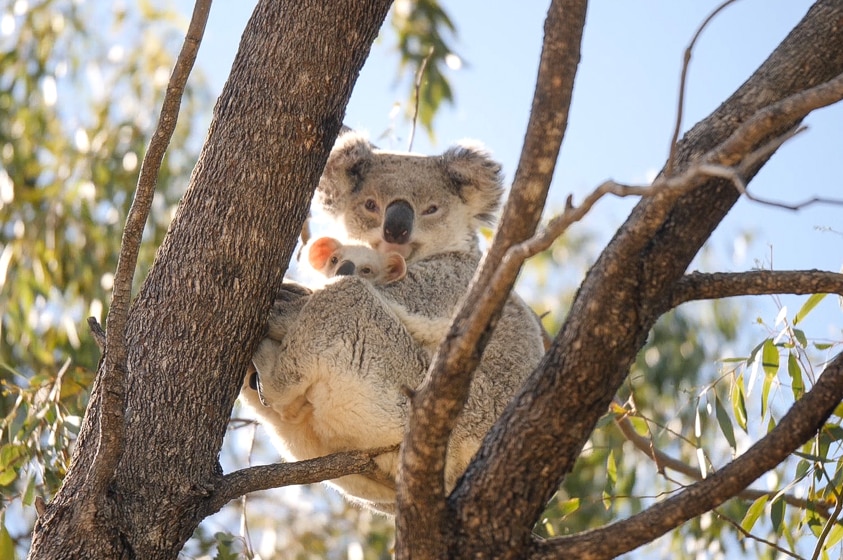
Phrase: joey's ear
[
  {"left": 316, "top": 132, "right": 374, "bottom": 214},
  {"left": 441, "top": 142, "right": 504, "bottom": 227},
  {"left": 307, "top": 237, "right": 341, "bottom": 271},
  {"left": 383, "top": 253, "right": 407, "bottom": 283}
]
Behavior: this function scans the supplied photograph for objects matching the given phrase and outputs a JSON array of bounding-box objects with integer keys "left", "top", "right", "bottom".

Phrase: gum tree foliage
[
  {"left": 3, "top": 1, "right": 843, "bottom": 559},
  {"left": 0, "top": 0, "right": 206, "bottom": 554}
]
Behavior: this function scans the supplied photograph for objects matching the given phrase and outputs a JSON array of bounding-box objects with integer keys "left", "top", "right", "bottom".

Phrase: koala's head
[
  {"left": 307, "top": 236, "right": 407, "bottom": 284},
  {"left": 316, "top": 132, "right": 504, "bottom": 263}
]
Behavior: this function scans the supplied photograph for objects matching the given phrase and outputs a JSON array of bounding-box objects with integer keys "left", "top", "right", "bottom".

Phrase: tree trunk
[{"left": 27, "top": 1, "right": 391, "bottom": 558}]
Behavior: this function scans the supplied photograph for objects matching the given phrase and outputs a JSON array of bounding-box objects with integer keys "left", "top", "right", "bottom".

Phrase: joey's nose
[
  {"left": 336, "top": 261, "right": 356, "bottom": 276},
  {"left": 383, "top": 200, "right": 414, "bottom": 244}
]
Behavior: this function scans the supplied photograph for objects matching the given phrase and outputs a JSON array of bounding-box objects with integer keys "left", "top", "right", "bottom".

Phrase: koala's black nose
[
  {"left": 384, "top": 200, "right": 414, "bottom": 244},
  {"left": 336, "top": 261, "right": 356, "bottom": 276}
]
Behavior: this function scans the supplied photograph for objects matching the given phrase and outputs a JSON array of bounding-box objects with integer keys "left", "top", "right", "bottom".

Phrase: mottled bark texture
[{"left": 27, "top": 1, "right": 391, "bottom": 558}]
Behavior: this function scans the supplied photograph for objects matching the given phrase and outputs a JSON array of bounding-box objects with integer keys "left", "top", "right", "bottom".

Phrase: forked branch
[{"left": 90, "top": 0, "right": 212, "bottom": 499}]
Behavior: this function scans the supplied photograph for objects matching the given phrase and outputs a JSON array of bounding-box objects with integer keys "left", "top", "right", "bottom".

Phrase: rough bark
[
  {"left": 394, "top": 1, "right": 588, "bottom": 556},
  {"left": 27, "top": 1, "right": 391, "bottom": 558},
  {"left": 447, "top": 1, "right": 843, "bottom": 557}
]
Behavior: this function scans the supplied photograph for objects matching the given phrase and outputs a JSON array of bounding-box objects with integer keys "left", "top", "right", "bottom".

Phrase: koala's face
[
  {"left": 317, "top": 133, "right": 504, "bottom": 263},
  {"left": 307, "top": 237, "right": 407, "bottom": 284}
]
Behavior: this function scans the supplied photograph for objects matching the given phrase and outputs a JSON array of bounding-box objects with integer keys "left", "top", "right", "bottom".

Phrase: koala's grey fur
[{"left": 241, "top": 132, "right": 545, "bottom": 514}]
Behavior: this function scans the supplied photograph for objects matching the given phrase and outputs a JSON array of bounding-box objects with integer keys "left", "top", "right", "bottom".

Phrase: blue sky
[{"left": 182, "top": 0, "right": 842, "bottom": 340}]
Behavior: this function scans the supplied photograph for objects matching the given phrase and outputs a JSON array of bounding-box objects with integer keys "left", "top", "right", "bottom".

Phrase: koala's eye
[
  {"left": 422, "top": 204, "right": 438, "bottom": 215},
  {"left": 359, "top": 266, "right": 373, "bottom": 276},
  {"left": 330, "top": 256, "right": 339, "bottom": 265},
  {"left": 364, "top": 199, "right": 378, "bottom": 212}
]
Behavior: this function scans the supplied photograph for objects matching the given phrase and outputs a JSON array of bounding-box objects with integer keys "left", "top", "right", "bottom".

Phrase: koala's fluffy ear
[
  {"left": 317, "top": 132, "right": 374, "bottom": 213},
  {"left": 308, "top": 237, "right": 341, "bottom": 271},
  {"left": 383, "top": 253, "right": 407, "bottom": 283},
  {"left": 440, "top": 143, "right": 504, "bottom": 227}
]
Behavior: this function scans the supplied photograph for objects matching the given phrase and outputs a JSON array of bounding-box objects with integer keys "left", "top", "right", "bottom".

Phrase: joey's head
[
  {"left": 307, "top": 236, "right": 406, "bottom": 284},
  {"left": 316, "top": 132, "right": 504, "bottom": 262}
]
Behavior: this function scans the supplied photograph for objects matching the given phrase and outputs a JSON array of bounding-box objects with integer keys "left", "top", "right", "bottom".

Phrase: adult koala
[{"left": 242, "top": 132, "right": 545, "bottom": 514}]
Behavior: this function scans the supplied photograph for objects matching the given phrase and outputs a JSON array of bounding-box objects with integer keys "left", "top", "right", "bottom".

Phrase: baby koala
[
  {"left": 307, "top": 236, "right": 406, "bottom": 284},
  {"left": 307, "top": 236, "right": 450, "bottom": 351}
]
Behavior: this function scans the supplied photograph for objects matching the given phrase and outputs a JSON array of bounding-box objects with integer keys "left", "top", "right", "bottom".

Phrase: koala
[
  {"left": 307, "top": 236, "right": 406, "bottom": 284},
  {"left": 307, "top": 236, "right": 454, "bottom": 352},
  {"left": 242, "top": 132, "right": 546, "bottom": 513}
]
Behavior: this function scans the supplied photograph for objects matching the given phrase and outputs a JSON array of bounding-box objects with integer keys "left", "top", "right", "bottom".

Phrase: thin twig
[
  {"left": 666, "top": 0, "right": 742, "bottom": 176},
  {"left": 90, "top": 0, "right": 212, "bottom": 501},
  {"left": 614, "top": 408, "right": 832, "bottom": 517},
  {"left": 531, "top": 353, "right": 843, "bottom": 559},
  {"left": 714, "top": 508, "right": 805, "bottom": 560},
  {"left": 407, "top": 46, "right": 434, "bottom": 151},
  {"left": 811, "top": 465, "right": 843, "bottom": 560}
]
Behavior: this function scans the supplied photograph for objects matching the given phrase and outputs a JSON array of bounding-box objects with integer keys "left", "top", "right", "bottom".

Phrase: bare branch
[
  {"left": 615, "top": 409, "right": 833, "bottom": 517},
  {"left": 530, "top": 352, "right": 843, "bottom": 560},
  {"left": 90, "top": 0, "right": 211, "bottom": 500},
  {"left": 407, "top": 46, "right": 434, "bottom": 152},
  {"left": 669, "top": 270, "right": 843, "bottom": 308},
  {"left": 667, "top": 0, "right": 742, "bottom": 176},
  {"left": 395, "top": 0, "right": 588, "bottom": 555},
  {"left": 205, "top": 446, "right": 398, "bottom": 515}
]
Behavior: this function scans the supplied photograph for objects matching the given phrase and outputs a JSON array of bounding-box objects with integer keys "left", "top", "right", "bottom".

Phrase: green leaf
[
  {"left": 815, "top": 342, "right": 835, "bottom": 351},
  {"left": 761, "top": 339, "right": 779, "bottom": 376},
  {"left": 606, "top": 449, "right": 617, "bottom": 486},
  {"left": 770, "top": 497, "right": 785, "bottom": 533},
  {"left": 714, "top": 395, "right": 736, "bottom": 450},
  {"left": 788, "top": 352, "right": 804, "bottom": 400},
  {"left": 793, "top": 328, "right": 808, "bottom": 348},
  {"left": 0, "top": 469, "right": 17, "bottom": 486},
  {"left": 558, "top": 497, "right": 580, "bottom": 517},
  {"left": 0, "top": 517, "right": 14, "bottom": 560},
  {"left": 22, "top": 474, "right": 36, "bottom": 506},
  {"left": 731, "top": 377, "right": 748, "bottom": 432},
  {"left": 794, "top": 293, "right": 827, "bottom": 325},
  {"left": 741, "top": 495, "right": 768, "bottom": 533},
  {"left": 761, "top": 368, "right": 773, "bottom": 419}
]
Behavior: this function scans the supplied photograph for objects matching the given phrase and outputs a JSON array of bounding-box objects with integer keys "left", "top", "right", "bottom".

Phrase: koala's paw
[{"left": 265, "top": 283, "right": 311, "bottom": 340}]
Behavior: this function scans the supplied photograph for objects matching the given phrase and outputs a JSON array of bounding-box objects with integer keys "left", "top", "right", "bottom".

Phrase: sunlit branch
[
  {"left": 206, "top": 445, "right": 397, "bottom": 514},
  {"left": 669, "top": 270, "right": 843, "bottom": 309}
]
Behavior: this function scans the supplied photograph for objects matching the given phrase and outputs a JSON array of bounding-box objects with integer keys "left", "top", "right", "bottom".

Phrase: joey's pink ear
[
  {"left": 383, "top": 253, "right": 407, "bottom": 283},
  {"left": 440, "top": 142, "right": 504, "bottom": 227},
  {"left": 308, "top": 237, "right": 341, "bottom": 270},
  {"left": 316, "top": 132, "right": 374, "bottom": 215}
]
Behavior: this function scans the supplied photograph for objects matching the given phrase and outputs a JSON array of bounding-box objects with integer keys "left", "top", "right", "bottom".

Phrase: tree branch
[
  {"left": 89, "top": 0, "right": 211, "bottom": 501},
  {"left": 614, "top": 409, "right": 833, "bottom": 518},
  {"left": 394, "top": 1, "right": 588, "bottom": 556},
  {"left": 666, "top": 0, "right": 742, "bottom": 176},
  {"left": 204, "top": 446, "right": 397, "bottom": 515},
  {"left": 669, "top": 270, "right": 843, "bottom": 308},
  {"left": 530, "top": 352, "right": 843, "bottom": 560},
  {"left": 446, "top": 2, "right": 843, "bottom": 557}
]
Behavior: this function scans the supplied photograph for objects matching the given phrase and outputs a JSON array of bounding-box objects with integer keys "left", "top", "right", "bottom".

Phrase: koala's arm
[
  {"left": 386, "top": 301, "right": 454, "bottom": 350},
  {"left": 377, "top": 250, "right": 481, "bottom": 319}
]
